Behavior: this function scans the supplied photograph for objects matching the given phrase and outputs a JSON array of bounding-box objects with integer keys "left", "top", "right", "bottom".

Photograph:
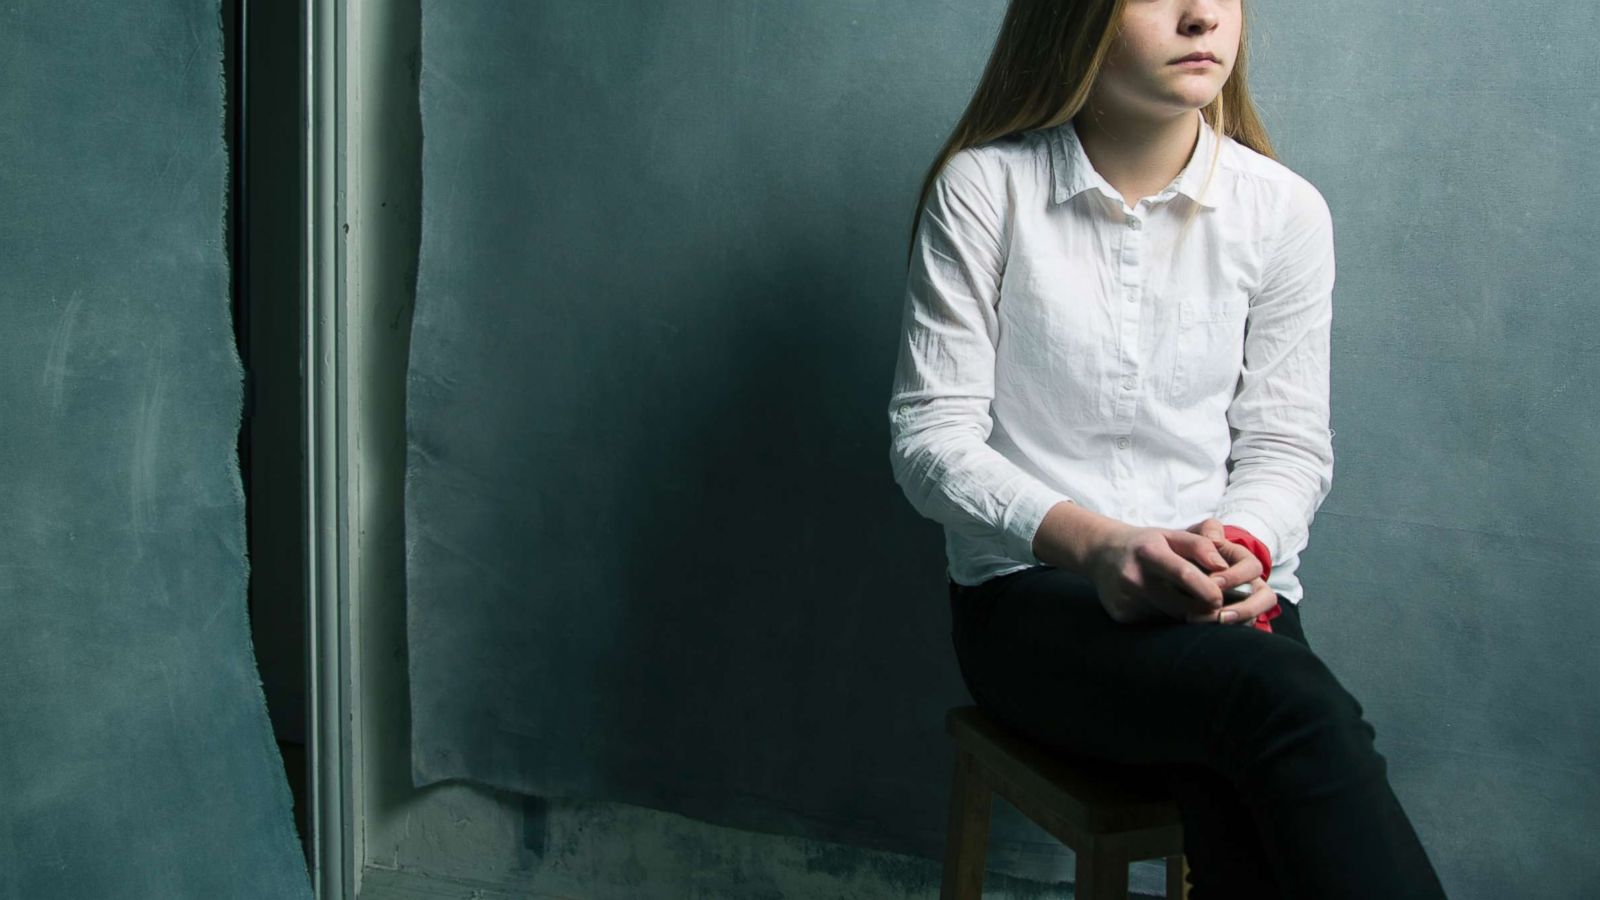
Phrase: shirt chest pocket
[{"left": 1169, "top": 290, "right": 1249, "bottom": 407}]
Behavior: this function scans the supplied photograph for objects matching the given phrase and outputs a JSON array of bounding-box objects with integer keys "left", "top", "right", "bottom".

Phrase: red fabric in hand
[{"left": 1221, "top": 525, "right": 1280, "bottom": 633}]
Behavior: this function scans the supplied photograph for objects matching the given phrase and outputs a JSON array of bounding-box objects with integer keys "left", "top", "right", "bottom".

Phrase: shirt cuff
[{"left": 1003, "top": 489, "right": 1073, "bottom": 567}]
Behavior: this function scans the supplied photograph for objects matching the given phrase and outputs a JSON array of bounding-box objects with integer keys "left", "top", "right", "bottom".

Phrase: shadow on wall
[{"left": 603, "top": 233, "right": 964, "bottom": 855}]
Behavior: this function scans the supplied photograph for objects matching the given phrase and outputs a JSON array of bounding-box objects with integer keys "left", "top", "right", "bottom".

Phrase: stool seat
[{"left": 940, "top": 705, "right": 1189, "bottom": 899}]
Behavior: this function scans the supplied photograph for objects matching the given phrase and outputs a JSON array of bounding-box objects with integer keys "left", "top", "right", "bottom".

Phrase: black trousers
[{"left": 950, "top": 565, "right": 1448, "bottom": 899}]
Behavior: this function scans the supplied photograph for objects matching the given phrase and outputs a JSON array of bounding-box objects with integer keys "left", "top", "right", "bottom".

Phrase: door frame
[{"left": 305, "top": 0, "right": 356, "bottom": 897}]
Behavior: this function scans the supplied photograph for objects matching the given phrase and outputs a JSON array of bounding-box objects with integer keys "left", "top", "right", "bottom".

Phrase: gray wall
[
  {"left": 377, "top": 2, "right": 1597, "bottom": 898},
  {"left": 0, "top": 1, "right": 311, "bottom": 896}
]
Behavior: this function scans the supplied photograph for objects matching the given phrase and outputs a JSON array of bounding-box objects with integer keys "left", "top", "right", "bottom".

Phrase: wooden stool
[{"left": 940, "top": 705, "right": 1190, "bottom": 899}]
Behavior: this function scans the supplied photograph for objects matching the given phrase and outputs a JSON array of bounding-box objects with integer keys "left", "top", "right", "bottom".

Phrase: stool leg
[
  {"left": 1167, "top": 853, "right": 1190, "bottom": 899},
  {"left": 940, "top": 750, "right": 991, "bottom": 900},
  {"left": 1074, "top": 837, "right": 1129, "bottom": 900}
]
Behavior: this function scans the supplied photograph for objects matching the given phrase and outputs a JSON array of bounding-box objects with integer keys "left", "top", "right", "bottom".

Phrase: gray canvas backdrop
[
  {"left": 0, "top": 1, "right": 311, "bottom": 896},
  {"left": 404, "top": 2, "right": 1600, "bottom": 894}
]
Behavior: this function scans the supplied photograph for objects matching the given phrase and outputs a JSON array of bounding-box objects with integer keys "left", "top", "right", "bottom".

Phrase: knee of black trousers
[{"left": 1209, "top": 640, "right": 1384, "bottom": 793}]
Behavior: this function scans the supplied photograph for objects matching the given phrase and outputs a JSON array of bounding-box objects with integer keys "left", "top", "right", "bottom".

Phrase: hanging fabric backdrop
[
  {"left": 0, "top": 1, "right": 311, "bottom": 896},
  {"left": 402, "top": 0, "right": 1083, "bottom": 879}
]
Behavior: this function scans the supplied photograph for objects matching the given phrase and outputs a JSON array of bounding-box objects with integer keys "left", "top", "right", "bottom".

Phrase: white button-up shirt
[{"left": 887, "top": 111, "right": 1335, "bottom": 605}]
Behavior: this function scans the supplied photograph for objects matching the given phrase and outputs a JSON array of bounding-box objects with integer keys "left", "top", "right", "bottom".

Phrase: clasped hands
[{"left": 1088, "top": 516, "right": 1278, "bottom": 627}]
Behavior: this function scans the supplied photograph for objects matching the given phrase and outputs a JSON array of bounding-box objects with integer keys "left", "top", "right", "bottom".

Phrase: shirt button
[
  {"left": 1122, "top": 377, "right": 1136, "bottom": 390},
  {"left": 1127, "top": 218, "right": 1141, "bottom": 229},
  {"left": 1116, "top": 437, "right": 1130, "bottom": 449}
]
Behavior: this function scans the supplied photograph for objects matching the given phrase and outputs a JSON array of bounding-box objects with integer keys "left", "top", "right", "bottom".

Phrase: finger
[
  {"left": 1145, "top": 540, "right": 1223, "bottom": 607},
  {"left": 1185, "top": 578, "right": 1247, "bottom": 622},
  {"left": 1245, "top": 583, "right": 1281, "bottom": 622},
  {"left": 1150, "top": 580, "right": 1218, "bottom": 622},
  {"left": 1205, "top": 541, "right": 1262, "bottom": 590},
  {"left": 1206, "top": 559, "right": 1254, "bottom": 593},
  {"left": 1124, "top": 569, "right": 1201, "bottom": 623},
  {"left": 1210, "top": 580, "right": 1278, "bottom": 625},
  {"left": 1218, "top": 540, "right": 1262, "bottom": 566},
  {"left": 1173, "top": 530, "right": 1229, "bottom": 573}
]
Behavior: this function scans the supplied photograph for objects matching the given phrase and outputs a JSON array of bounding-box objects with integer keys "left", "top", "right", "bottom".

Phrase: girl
[{"left": 887, "top": 1, "right": 1449, "bottom": 897}]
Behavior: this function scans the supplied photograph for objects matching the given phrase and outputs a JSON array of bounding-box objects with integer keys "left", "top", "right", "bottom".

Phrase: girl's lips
[{"left": 1174, "top": 58, "right": 1219, "bottom": 66}]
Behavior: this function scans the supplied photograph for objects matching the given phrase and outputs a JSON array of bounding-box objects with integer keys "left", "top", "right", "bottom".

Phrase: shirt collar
[{"left": 1046, "top": 110, "right": 1223, "bottom": 210}]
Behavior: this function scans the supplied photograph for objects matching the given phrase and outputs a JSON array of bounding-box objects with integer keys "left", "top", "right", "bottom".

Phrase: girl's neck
[{"left": 1071, "top": 107, "right": 1203, "bottom": 209}]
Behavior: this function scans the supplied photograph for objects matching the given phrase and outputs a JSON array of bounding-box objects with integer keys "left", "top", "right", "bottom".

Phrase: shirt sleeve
[
  {"left": 1214, "top": 175, "right": 1337, "bottom": 565},
  {"left": 886, "top": 150, "right": 1074, "bottom": 566}
]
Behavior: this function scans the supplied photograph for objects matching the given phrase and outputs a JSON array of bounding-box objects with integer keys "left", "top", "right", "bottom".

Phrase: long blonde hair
[{"left": 906, "top": 0, "right": 1277, "bottom": 267}]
